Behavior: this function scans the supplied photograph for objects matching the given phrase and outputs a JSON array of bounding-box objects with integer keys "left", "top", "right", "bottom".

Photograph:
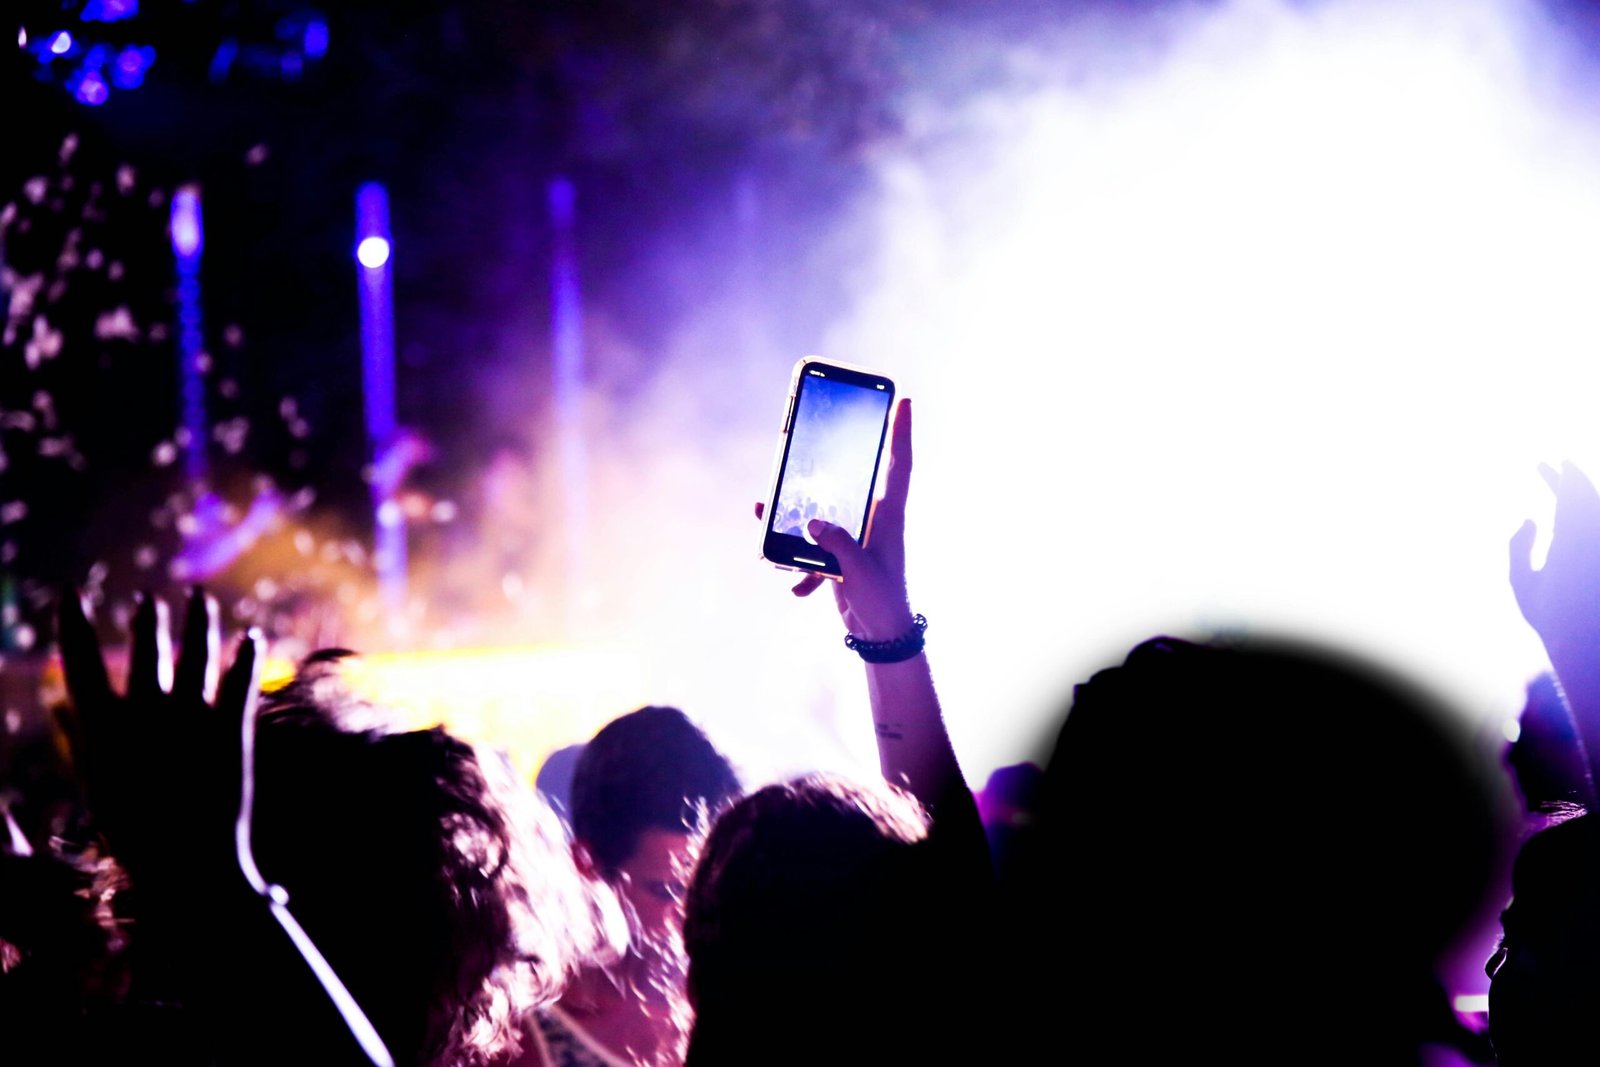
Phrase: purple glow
[
  {"left": 209, "top": 39, "right": 237, "bottom": 82},
  {"left": 111, "top": 45, "right": 153, "bottom": 89},
  {"left": 548, "top": 175, "right": 589, "bottom": 631},
  {"left": 71, "top": 69, "right": 108, "bottom": 106},
  {"left": 355, "top": 182, "right": 406, "bottom": 623},
  {"left": 49, "top": 30, "right": 72, "bottom": 55},
  {"left": 170, "top": 187, "right": 203, "bottom": 259},
  {"left": 171, "top": 488, "right": 284, "bottom": 581},
  {"left": 171, "top": 186, "right": 208, "bottom": 484},
  {"left": 356, "top": 235, "right": 390, "bottom": 269},
  {"left": 80, "top": 0, "right": 139, "bottom": 23},
  {"left": 18, "top": 28, "right": 27, "bottom": 49},
  {"left": 303, "top": 18, "right": 329, "bottom": 59}
]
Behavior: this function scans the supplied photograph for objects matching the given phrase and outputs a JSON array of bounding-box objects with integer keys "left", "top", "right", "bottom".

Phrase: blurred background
[{"left": 5, "top": 0, "right": 1600, "bottom": 860}]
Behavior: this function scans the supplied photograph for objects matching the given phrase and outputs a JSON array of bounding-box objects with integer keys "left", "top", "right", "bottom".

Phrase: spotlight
[
  {"left": 356, "top": 236, "right": 390, "bottom": 269},
  {"left": 171, "top": 186, "right": 203, "bottom": 259},
  {"left": 50, "top": 30, "right": 72, "bottom": 55}
]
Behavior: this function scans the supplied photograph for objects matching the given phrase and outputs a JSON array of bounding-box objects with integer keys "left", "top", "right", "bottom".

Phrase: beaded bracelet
[{"left": 844, "top": 613, "right": 928, "bottom": 664}]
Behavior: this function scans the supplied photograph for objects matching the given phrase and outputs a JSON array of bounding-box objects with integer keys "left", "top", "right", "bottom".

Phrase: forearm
[
  {"left": 862, "top": 652, "right": 988, "bottom": 880},
  {"left": 864, "top": 652, "right": 958, "bottom": 806}
]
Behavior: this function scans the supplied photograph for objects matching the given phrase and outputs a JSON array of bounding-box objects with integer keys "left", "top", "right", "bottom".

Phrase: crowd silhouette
[{"left": 2, "top": 396, "right": 1597, "bottom": 1065}]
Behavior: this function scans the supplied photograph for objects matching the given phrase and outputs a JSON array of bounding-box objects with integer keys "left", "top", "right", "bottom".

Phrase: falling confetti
[{"left": 94, "top": 306, "right": 138, "bottom": 339}]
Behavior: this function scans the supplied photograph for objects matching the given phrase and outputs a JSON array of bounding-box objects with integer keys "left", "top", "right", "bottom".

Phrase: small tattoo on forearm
[{"left": 875, "top": 723, "right": 905, "bottom": 741}]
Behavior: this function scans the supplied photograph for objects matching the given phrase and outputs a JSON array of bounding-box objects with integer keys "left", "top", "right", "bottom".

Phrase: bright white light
[
  {"left": 356, "top": 236, "right": 390, "bottom": 269},
  {"left": 530, "top": 0, "right": 1600, "bottom": 806},
  {"left": 1502, "top": 717, "right": 1523, "bottom": 744},
  {"left": 170, "top": 186, "right": 203, "bottom": 258},
  {"left": 819, "top": 0, "right": 1600, "bottom": 782},
  {"left": 49, "top": 30, "right": 71, "bottom": 55},
  {"left": 18, "top": 27, "right": 27, "bottom": 49}
]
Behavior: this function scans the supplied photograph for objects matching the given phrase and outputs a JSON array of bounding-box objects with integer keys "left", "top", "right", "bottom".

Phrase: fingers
[
  {"left": 809, "top": 519, "right": 867, "bottom": 574},
  {"left": 754, "top": 501, "right": 765, "bottom": 521},
  {"left": 868, "top": 398, "right": 912, "bottom": 545},
  {"left": 888, "top": 396, "right": 912, "bottom": 488},
  {"left": 219, "top": 629, "right": 263, "bottom": 750},
  {"left": 1540, "top": 462, "right": 1560, "bottom": 493},
  {"left": 173, "top": 587, "right": 220, "bottom": 704},
  {"left": 1557, "top": 461, "right": 1600, "bottom": 519},
  {"left": 57, "top": 588, "right": 111, "bottom": 715},
  {"left": 1509, "top": 518, "right": 1539, "bottom": 618},
  {"left": 127, "top": 593, "right": 174, "bottom": 700},
  {"left": 791, "top": 573, "right": 827, "bottom": 597}
]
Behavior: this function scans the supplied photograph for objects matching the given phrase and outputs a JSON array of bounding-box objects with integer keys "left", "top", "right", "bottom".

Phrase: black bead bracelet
[{"left": 844, "top": 613, "right": 928, "bottom": 664}]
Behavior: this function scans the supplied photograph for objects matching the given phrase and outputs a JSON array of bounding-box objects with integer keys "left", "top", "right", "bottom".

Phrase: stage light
[
  {"left": 71, "top": 69, "right": 108, "bottom": 105},
  {"left": 171, "top": 187, "right": 203, "bottom": 259},
  {"left": 356, "top": 235, "right": 390, "bottom": 269},
  {"left": 170, "top": 186, "right": 209, "bottom": 485},
  {"left": 80, "top": 0, "right": 139, "bottom": 23},
  {"left": 355, "top": 182, "right": 405, "bottom": 624},
  {"left": 49, "top": 30, "right": 72, "bottom": 55},
  {"left": 548, "top": 175, "right": 590, "bottom": 633},
  {"left": 18, "top": 28, "right": 27, "bottom": 49},
  {"left": 303, "top": 17, "right": 329, "bottom": 59},
  {"left": 112, "top": 45, "right": 153, "bottom": 89}
]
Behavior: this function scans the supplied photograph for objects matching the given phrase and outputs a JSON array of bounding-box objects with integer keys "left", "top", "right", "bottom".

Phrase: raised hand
[
  {"left": 1509, "top": 461, "right": 1600, "bottom": 799},
  {"left": 1510, "top": 462, "right": 1600, "bottom": 663},
  {"left": 55, "top": 587, "right": 260, "bottom": 895}
]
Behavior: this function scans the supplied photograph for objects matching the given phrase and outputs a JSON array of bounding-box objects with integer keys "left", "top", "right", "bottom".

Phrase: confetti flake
[{"left": 95, "top": 306, "right": 139, "bottom": 340}]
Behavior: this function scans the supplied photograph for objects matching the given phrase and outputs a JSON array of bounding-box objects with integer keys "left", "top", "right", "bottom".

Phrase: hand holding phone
[
  {"left": 799, "top": 395, "right": 915, "bottom": 643},
  {"left": 760, "top": 357, "right": 896, "bottom": 580}
]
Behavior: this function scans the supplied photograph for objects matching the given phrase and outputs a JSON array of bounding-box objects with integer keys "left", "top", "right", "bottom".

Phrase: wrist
[
  {"left": 846, "top": 593, "right": 914, "bottom": 642},
  {"left": 845, "top": 614, "right": 927, "bottom": 664},
  {"left": 851, "top": 613, "right": 916, "bottom": 643}
]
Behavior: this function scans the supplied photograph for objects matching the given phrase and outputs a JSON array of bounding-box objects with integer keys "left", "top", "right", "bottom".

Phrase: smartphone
[{"left": 761, "top": 357, "right": 896, "bottom": 579}]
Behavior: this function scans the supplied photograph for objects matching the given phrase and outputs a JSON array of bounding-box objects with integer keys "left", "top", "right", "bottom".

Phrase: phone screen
[{"left": 764, "top": 361, "right": 894, "bottom": 576}]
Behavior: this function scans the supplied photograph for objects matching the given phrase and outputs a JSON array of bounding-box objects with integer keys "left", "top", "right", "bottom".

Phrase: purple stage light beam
[
  {"left": 167, "top": 184, "right": 288, "bottom": 582},
  {"left": 548, "top": 176, "right": 588, "bottom": 632},
  {"left": 356, "top": 182, "right": 406, "bottom": 627},
  {"left": 171, "top": 185, "right": 208, "bottom": 486}
]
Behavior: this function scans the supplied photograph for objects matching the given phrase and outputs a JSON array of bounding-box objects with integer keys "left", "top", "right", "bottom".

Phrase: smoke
[{"left": 524, "top": 0, "right": 1600, "bottom": 791}]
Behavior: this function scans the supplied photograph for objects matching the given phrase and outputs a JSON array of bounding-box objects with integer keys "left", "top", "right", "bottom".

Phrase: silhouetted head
[
  {"left": 569, "top": 706, "right": 740, "bottom": 942},
  {"left": 227, "top": 654, "right": 616, "bottom": 1066},
  {"left": 682, "top": 772, "right": 970, "bottom": 1065},
  {"left": 1033, "top": 635, "right": 1504, "bottom": 1064},
  {"left": 1487, "top": 811, "right": 1600, "bottom": 1067}
]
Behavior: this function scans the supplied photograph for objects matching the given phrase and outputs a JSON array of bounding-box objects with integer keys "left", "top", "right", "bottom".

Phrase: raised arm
[
  {"left": 791, "top": 399, "right": 980, "bottom": 841},
  {"left": 1510, "top": 461, "right": 1600, "bottom": 805}
]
